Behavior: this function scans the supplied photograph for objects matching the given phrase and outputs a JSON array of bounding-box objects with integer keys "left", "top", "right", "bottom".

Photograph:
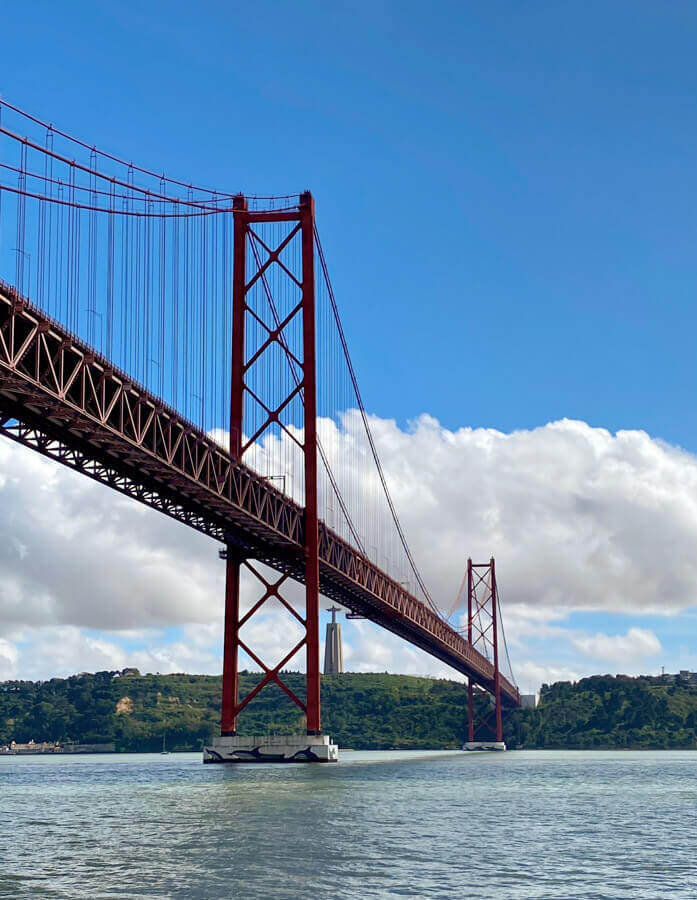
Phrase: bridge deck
[{"left": 0, "top": 284, "right": 519, "bottom": 706}]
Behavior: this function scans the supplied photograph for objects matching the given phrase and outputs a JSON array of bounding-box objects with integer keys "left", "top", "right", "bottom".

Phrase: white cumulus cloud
[
  {"left": 1, "top": 415, "right": 696, "bottom": 684},
  {"left": 572, "top": 627, "right": 662, "bottom": 663}
]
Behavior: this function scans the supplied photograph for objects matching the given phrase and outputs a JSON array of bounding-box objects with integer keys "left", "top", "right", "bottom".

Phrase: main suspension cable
[{"left": 314, "top": 225, "right": 442, "bottom": 617}]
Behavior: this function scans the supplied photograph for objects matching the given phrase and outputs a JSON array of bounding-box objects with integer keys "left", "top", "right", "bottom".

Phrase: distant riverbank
[
  {"left": 1, "top": 740, "right": 115, "bottom": 755},
  {"left": 2, "top": 669, "right": 697, "bottom": 751}
]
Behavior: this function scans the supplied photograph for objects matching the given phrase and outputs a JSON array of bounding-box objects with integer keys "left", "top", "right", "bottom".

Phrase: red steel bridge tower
[
  {"left": 464, "top": 558, "right": 507, "bottom": 751},
  {"left": 217, "top": 192, "right": 330, "bottom": 760}
]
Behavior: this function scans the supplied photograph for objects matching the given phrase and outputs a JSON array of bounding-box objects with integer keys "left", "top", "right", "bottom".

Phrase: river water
[{"left": 1, "top": 749, "right": 696, "bottom": 898}]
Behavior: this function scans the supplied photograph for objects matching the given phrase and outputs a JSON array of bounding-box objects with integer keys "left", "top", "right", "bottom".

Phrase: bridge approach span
[{"left": 0, "top": 284, "right": 518, "bottom": 706}]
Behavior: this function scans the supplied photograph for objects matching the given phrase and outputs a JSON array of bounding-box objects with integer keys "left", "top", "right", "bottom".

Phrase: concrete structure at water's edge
[
  {"left": 324, "top": 606, "right": 344, "bottom": 674},
  {"left": 464, "top": 741, "right": 507, "bottom": 751},
  {"left": 0, "top": 740, "right": 116, "bottom": 755},
  {"left": 204, "top": 735, "right": 338, "bottom": 763}
]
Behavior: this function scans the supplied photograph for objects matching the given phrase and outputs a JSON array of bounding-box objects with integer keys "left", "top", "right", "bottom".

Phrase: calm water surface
[{"left": 1, "top": 749, "right": 696, "bottom": 898}]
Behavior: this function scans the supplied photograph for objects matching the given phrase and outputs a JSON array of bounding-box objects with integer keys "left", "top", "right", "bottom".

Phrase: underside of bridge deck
[{"left": 0, "top": 285, "right": 519, "bottom": 708}]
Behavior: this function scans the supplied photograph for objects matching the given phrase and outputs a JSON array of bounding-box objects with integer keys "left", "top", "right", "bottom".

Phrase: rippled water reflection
[{"left": 2, "top": 749, "right": 696, "bottom": 898}]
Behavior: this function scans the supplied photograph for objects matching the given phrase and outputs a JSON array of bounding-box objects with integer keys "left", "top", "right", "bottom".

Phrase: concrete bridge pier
[
  {"left": 203, "top": 734, "right": 339, "bottom": 763},
  {"left": 463, "top": 741, "right": 506, "bottom": 751}
]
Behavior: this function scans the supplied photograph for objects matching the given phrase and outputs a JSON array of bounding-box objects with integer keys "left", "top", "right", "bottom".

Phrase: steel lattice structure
[
  {"left": 0, "top": 282, "right": 519, "bottom": 712},
  {"left": 466, "top": 558, "right": 510, "bottom": 743}
]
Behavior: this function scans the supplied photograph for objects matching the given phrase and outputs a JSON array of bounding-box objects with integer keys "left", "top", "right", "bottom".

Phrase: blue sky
[
  {"left": 2, "top": 2, "right": 697, "bottom": 688},
  {"left": 5, "top": 0, "right": 697, "bottom": 445}
]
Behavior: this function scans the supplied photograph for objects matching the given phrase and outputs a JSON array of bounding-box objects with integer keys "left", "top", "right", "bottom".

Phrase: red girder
[{"left": 0, "top": 281, "right": 519, "bottom": 707}]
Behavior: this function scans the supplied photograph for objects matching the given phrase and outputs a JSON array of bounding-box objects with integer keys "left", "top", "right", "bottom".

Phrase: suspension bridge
[{"left": 0, "top": 100, "right": 519, "bottom": 762}]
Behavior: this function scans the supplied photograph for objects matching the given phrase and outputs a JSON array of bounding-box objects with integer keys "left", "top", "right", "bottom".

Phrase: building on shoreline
[
  {"left": 643, "top": 670, "right": 697, "bottom": 686},
  {"left": 520, "top": 693, "right": 538, "bottom": 709},
  {"left": 0, "top": 740, "right": 116, "bottom": 755}
]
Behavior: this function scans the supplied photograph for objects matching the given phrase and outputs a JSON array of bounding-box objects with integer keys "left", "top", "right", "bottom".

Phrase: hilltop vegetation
[
  {"left": 520, "top": 674, "right": 697, "bottom": 749},
  {"left": 0, "top": 671, "right": 471, "bottom": 751},
  {"left": 2, "top": 670, "right": 697, "bottom": 751}
]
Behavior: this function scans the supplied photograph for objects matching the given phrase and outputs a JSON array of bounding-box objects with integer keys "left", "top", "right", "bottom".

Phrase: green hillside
[
  {"left": 520, "top": 674, "right": 697, "bottom": 749},
  {"left": 3, "top": 670, "right": 697, "bottom": 751},
  {"left": 0, "top": 670, "right": 473, "bottom": 751}
]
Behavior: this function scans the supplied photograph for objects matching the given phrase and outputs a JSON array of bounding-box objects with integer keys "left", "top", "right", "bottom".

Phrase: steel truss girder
[{"left": 0, "top": 282, "right": 519, "bottom": 707}]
